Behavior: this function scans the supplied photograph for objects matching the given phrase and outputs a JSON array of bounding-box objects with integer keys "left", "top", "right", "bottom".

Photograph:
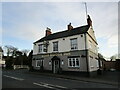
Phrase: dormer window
[{"left": 70, "top": 38, "right": 78, "bottom": 50}]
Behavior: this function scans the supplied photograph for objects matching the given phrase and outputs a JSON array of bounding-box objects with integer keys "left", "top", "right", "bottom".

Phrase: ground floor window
[
  {"left": 36, "top": 60, "right": 44, "bottom": 67},
  {"left": 96, "top": 59, "right": 99, "bottom": 68},
  {"left": 68, "top": 58, "right": 80, "bottom": 67}
]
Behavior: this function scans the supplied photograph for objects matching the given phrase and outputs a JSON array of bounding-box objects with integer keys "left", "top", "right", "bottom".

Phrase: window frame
[
  {"left": 36, "top": 60, "right": 41, "bottom": 67},
  {"left": 68, "top": 57, "right": 80, "bottom": 67},
  {"left": 53, "top": 41, "right": 58, "bottom": 51},
  {"left": 70, "top": 38, "right": 78, "bottom": 50},
  {"left": 38, "top": 44, "right": 43, "bottom": 53},
  {"left": 36, "top": 59, "right": 44, "bottom": 67}
]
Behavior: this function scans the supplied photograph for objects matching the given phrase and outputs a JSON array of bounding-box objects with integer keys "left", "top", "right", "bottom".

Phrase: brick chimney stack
[
  {"left": 46, "top": 27, "right": 52, "bottom": 36},
  {"left": 87, "top": 15, "right": 92, "bottom": 26},
  {"left": 68, "top": 23, "right": 73, "bottom": 30}
]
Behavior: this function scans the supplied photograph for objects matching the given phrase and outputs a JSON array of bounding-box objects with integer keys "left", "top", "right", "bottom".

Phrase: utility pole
[
  {"left": 84, "top": 2, "right": 88, "bottom": 19},
  {"left": 84, "top": 2, "right": 89, "bottom": 76}
]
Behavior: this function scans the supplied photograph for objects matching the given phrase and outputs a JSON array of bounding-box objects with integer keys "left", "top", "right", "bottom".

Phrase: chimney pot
[
  {"left": 87, "top": 15, "right": 92, "bottom": 26},
  {"left": 46, "top": 27, "right": 52, "bottom": 36},
  {"left": 68, "top": 23, "right": 73, "bottom": 30}
]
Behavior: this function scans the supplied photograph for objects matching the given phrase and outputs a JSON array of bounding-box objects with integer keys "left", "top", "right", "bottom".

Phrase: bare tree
[
  {"left": 4, "top": 45, "right": 18, "bottom": 57},
  {"left": 110, "top": 54, "right": 117, "bottom": 61},
  {"left": 21, "top": 49, "right": 30, "bottom": 56}
]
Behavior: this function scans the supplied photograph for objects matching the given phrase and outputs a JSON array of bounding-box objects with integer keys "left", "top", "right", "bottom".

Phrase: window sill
[
  {"left": 68, "top": 66, "right": 80, "bottom": 69},
  {"left": 52, "top": 51, "right": 59, "bottom": 53},
  {"left": 36, "top": 66, "right": 40, "bottom": 68},
  {"left": 70, "top": 49, "right": 78, "bottom": 51},
  {"left": 38, "top": 52, "right": 47, "bottom": 54}
]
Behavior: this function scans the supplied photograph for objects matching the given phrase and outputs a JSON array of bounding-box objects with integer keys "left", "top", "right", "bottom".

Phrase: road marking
[
  {"left": 3, "top": 75, "right": 24, "bottom": 81},
  {"left": 57, "top": 77, "right": 69, "bottom": 80},
  {"left": 33, "top": 82, "right": 56, "bottom": 89},
  {"left": 47, "top": 83, "right": 67, "bottom": 89},
  {"left": 33, "top": 82, "right": 67, "bottom": 90}
]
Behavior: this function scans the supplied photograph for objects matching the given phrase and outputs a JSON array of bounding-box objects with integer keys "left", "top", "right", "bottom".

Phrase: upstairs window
[
  {"left": 53, "top": 41, "right": 58, "bottom": 51},
  {"left": 70, "top": 38, "right": 78, "bottom": 50},
  {"left": 38, "top": 44, "right": 47, "bottom": 53},
  {"left": 38, "top": 44, "right": 43, "bottom": 53}
]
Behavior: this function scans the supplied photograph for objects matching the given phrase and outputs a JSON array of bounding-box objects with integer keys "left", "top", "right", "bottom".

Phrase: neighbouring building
[
  {"left": 0, "top": 47, "right": 5, "bottom": 68},
  {"left": 32, "top": 15, "right": 99, "bottom": 76},
  {"left": 102, "top": 59, "right": 120, "bottom": 71}
]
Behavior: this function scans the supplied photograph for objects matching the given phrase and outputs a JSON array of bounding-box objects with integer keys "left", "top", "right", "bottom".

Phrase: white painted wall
[
  {"left": 86, "top": 27, "right": 99, "bottom": 72},
  {"left": 33, "top": 34, "right": 86, "bottom": 55},
  {"left": 89, "top": 57, "right": 99, "bottom": 72},
  {"left": 86, "top": 28, "right": 98, "bottom": 55}
]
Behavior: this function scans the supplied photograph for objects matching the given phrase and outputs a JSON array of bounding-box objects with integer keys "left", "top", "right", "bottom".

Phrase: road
[{"left": 2, "top": 69, "right": 119, "bottom": 89}]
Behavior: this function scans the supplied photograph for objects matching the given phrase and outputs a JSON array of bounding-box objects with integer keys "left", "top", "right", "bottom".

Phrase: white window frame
[
  {"left": 36, "top": 60, "right": 41, "bottom": 67},
  {"left": 53, "top": 41, "right": 58, "bottom": 51},
  {"left": 96, "top": 60, "right": 99, "bottom": 68},
  {"left": 68, "top": 58, "right": 80, "bottom": 67},
  {"left": 36, "top": 60, "right": 44, "bottom": 67},
  {"left": 100, "top": 60, "right": 103, "bottom": 67},
  {"left": 38, "top": 44, "right": 43, "bottom": 53},
  {"left": 70, "top": 38, "right": 78, "bottom": 50},
  {"left": 38, "top": 44, "right": 47, "bottom": 53}
]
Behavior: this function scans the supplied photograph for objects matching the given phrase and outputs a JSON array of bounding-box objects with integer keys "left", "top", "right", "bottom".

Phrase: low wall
[{"left": 13, "top": 65, "right": 29, "bottom": 70}]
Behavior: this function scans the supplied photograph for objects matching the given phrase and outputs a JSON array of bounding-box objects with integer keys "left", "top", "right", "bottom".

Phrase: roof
[
  {"left": 0, "top": 47, "right": 3, "bottom": 52},
  {"left": 34, "top": 25, "right": 90, "bottom": 43}
]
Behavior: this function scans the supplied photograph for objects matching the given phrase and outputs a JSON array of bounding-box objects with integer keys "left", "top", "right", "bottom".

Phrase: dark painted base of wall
[
  {"left": 31, "top": 67, "right": 98, "bottom": 77},
  {"left": 89, "top": 71, "right": 98, "bottom": 77},
  {"left": 60, "top": 71, "right": 89, "bottom": 77}
]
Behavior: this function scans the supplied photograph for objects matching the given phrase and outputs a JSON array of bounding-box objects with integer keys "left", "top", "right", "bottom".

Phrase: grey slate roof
[
  {"left": 0, "top": 47, "right": 3, "bottom": 52},
  {"left": 34, "top": 25, "right": 90, "bottom": 43}
]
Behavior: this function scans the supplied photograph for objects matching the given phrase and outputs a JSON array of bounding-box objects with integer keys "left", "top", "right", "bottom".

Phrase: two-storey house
[{"left": 32, "top": 15, "right": 99, "bottom": 76}]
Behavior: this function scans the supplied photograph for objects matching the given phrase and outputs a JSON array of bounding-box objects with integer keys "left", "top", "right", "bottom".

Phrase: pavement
[{"left": 26, "top": 69, "right": 120, "bottom": 87}]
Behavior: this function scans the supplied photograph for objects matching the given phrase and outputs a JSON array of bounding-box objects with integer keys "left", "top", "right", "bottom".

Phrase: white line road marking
[
  {"left": 3, "top": 75, "right": 24, "bottom": 81},
  {"left": 33, "top": 82, "right": 67, "bottom": 90},
  {"left": 48, "top": 83, "right": 67, "bottom": 89},
  {"left": 57, "top": 78, "right": 69, "bottom": 80},
  {"left": 33, "top": 82, "right": 55, "bottom": 89}
]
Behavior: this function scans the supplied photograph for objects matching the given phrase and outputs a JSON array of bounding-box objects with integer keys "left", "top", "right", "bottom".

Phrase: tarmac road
[{"left": 2, "top": 69, "right": 119, "bottom": 89}]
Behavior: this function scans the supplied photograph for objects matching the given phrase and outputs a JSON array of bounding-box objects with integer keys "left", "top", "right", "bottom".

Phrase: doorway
[
  {"left": 53, "top": 60, "right": 59, "bottom": 73},
  {"left": 51, "top": 56, "right": 60, "bottom": 74}
]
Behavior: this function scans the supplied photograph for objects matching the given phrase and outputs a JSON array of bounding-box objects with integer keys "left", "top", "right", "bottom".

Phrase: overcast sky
[{"left": 1, "top": 1, "right": 118, "bottom": 58}]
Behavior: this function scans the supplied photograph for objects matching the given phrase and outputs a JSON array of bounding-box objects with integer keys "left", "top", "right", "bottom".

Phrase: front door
[{"left": 53, "top": 60, "right": 59, "bottom": 74}]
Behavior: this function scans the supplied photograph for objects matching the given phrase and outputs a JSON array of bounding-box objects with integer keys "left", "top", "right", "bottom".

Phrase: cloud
[
  {"left": 2, "top": 2, "right": 87, "bottom": 41},
  {"left": 108, "top": 35, "right": 118, "bottom": 48},
  {"left": 3, "top": 22, "right": 45, "bottom": 42},
  {"left": 84, "top": 2, "right": 118, "bottom": 57},
  {"left": 2, "top": 2, "right": 118, "bottom": 57},
  {"left": 1, "top": 0, "right": 119, "bottom": 2}
]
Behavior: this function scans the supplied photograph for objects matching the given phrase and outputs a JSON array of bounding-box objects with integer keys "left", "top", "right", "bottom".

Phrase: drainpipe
[{"left": 84, "top": 33, "right": 89, "bottom": 76}]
